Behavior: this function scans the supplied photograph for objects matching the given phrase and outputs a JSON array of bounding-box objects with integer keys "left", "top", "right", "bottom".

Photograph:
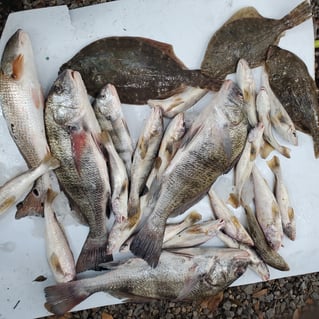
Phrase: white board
[{"left": 0, "top": 1, "right": 315, "bottom": 318}]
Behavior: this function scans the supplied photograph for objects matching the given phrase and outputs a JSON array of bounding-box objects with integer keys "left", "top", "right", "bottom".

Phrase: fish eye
[{"left": 54, "top": 84, "right": 64, "bottom": 95}]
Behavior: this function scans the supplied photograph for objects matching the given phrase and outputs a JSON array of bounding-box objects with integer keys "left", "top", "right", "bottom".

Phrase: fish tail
[
  {"left": 76, "top": 233, "right": 110, "bottom": 273},
  {"left": 281, "top": 1, "right": 312, "bottom": 30},
  {"left": 44, "top": 280, "right": 90, "bottom": 315},
  {"left": 130, "top": 219, "right": 165, "bottom": 268},
  {"left": 42, "top": 152, "right": 60, "bottom": 171},
  {"left": 186, "top": 69, "right": 223, "bottom": 92}
]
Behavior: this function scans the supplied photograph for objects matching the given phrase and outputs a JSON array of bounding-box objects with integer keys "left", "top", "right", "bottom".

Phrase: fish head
[
  {"left": 94, "top": 84, "right": 120, "bottom": 120},
  {"left": 204, "top": 249, "right": 249, "bottom": 290},
  {"left": 147, "top": 106, "right": 163, "bottom": 138},
  {"left": 172, "top": 112, "right": 186, "bottom": 141},
  {"left": 0, "top": 29, "right": 35, "bottom": 82},
  {"left": 47, "top": 69, "right": 88, "bottom": 128}
]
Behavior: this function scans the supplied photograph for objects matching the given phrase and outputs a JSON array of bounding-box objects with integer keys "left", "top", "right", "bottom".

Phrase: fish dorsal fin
[
  {"left": 226, "top": 7, "right": 263, "bottom": 25},
  {"left": 139, "top": 37, "right": 188, "bottom": 70}
]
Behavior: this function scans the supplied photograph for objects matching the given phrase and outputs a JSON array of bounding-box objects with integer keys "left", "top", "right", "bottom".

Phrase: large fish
[
  {"left": 44, "top": 247, "right": 250, "bottom": 315},
  {"left": 0, "top": 29, "right": 52, "bottom": 218},
  {"left": 45, "top": 69, "right": 111, "bottom": 273},
  {"left": 265, "top": 45, "right": 319, "bottom": 158},
  {"left": 60, "top": 36, "right": 222, "bottom": 104},
  {"left": 130, "top": 80, "right": 249, "bottom": 267},
  {"left": 201, "top": 1, "right": 312, "bottom": 80}
]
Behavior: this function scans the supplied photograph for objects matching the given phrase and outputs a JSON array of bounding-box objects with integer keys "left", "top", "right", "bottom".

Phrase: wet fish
[
  {"left": 44, "top": 247, "right": 249, "bottom": 315},
  {"left": 0, "top": 29, "right": 52, "bottom": 218},
  {"left": 44, "top": 189, "right": 76, "bottom": 283},
  {"left": 261, "top": 67, "right": 298, "bottom": 146},
  {"left": 267, "top": 156, "right": 296, "bottom": 241},
  {"left": 45, "top": 69, "right": 111, "bottom": 273},
  {"left": 148, "top": 87, "right": 208, "bottom": 118},
  {"left": 251, "top": 164, "right": 283, "bottom": 251},
  {"left": 93, "top": 84, "right": 133, "bottom": 176},
  {"left": 201, "top": 1, "right": 312, "bottom": 79},
  {"left": 0, "top": 154, "right": 59, "bottom": 215},
  {"left": 128, "top": 106, "right": 164, "bottom": 217},
  {"left": 265, "top": 45, "right": 319, "bottom": 158},
  {"left": 217, "top": 230, "right": 270, "bottom": 281},
  {"left": 209, "top": 187, "right": 253, "bottom": 246},
  {"left": 102, "top": 131, "right": 129, "bottom": 223},
  {"left": 60, "top": 36, "right": 222, "bottom": 104},
  {"left": 244, "top": 204, "right": 289, "bottom": 271},
  {"left": 163, "top": 218, "right": 225, "bottom": 249},
  {"left": 130, "top": 80, "right": 249, "bottom": 267},
  {"left": 228, "top": 122, "right": 264, "bottom": 207},
  {"left": 256, "top": 87, "right": 291, "bottom": 158},
  {"left": 236, "top": 59, "right": 258, "bottom": 127}
]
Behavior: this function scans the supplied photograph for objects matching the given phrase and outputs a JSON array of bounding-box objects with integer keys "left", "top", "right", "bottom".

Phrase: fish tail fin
[
  {"left": 76, "top": 233, "right": 110, "bottom": 273},
  {"left": 130, "top": 219, "right": 165, "bottom": 268},
  {"left": 281, "top": 1, "right": 312, "bottom": 30},
  {"left": 44, "top": 280, "right": 90, "bottom": 315},
  {"left": 42, "top": 152, "right": 60, "bottom": 171},
  {"left": 187, "top": 69, "right": 223, "bottom": 92}
]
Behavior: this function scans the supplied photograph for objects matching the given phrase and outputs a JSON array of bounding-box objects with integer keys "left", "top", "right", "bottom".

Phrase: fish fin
[
  {"left": 44, "top": 281, "right": 90, "bottom": 315},
  {"left": 15, "top": 186, "right": 45, "bottom": 219},
  {"left": 75, "top": 233, "right": 109, "bottom": 273},
  {"left": 226, "top": 7, "right": 262, "bottom": 25},
  {"left": 250, "top": 143, "right": 258, "bottom": 161},
  {"left": 108, "top": 291, "right": 160, "bottom": 303},
  {"left": 266, "top": 155, "right": 280, "bottom": 174},
  {"left": 70, "top": 129, "right": 88, "bottom": 174},
  {"left": 177, "top": 264, "right": 202, "bottom": 300},
  {"left": 179, "top": 123, "right": 203, "bottom": 149},
  {"left": 12, "top": 54, "right": 24, "bottom": 80},
  {"left": 0, "top": 196, "right": 16, "bottom": 214},
  {"left": 227, "top": 193, "right": 240, "bottom": 208},
  {"left": 280, "top": 0, "right": 312, "bottom": 30},
  {"left": 42, "top": 152, "right": 60, "bottom": 171},
  {"left": 130, "top": 219, "right": 165, "bottom": 268},
  {"left": 31, "top": 87, "right": 44, "bottom": 109},
  {"left": 46, "top": 188, "right": 58, "bottom": 205},
  {"left": 186, "top": 211, "right": 202, "bottom": 224},
  {"left": 260, "top": 140, "right": 274, "bottom": 159}
]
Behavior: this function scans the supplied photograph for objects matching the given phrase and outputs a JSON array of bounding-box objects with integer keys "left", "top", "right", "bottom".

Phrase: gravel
[{"left": 0, "top": 1, "right": 319, "bottom": 318}]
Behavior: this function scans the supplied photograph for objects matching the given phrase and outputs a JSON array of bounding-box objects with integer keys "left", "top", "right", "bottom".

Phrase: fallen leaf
[
  {"left": 200, "top": 291, "right": 224, "bottom": 312},
  {"left": 252, "top": 288, "right": 268, "bottom": 298}
]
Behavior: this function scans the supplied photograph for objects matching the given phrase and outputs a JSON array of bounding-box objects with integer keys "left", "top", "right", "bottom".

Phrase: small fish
[
  {"left": 44, "top": 189, "right": 76, "bottom": 283},
  {"left": 267, "top": 156, "right": 296, "bottom": 241},
  {"left": 251, "top": 164, "right": 283, "bottom": 251},
  {"left": 244, "top": 204, "right": 289, "bottom": 271},
  {"left": 209, "top": 187, "right": 253, "bottom": 246},
  {"left": 130, "top": 80, "right": 248, "bottom": 267},
  {"left": 217, "top": 230, "right": 270, "bottom": 281},
  {"left": 60, "top": 36, "right": 222, "bottom": 103},
  {"left": 128, "top": 106, "right": 164, "bottom": 217},
  {"left": 44, "top": 247, "right": 250, "bottom": 315},
  {"left": 260, "top": 67, "right": 298, "bottom": 146},
  {"left": 256, "top": 88, "right": 291, "bottom": 158},
  {"left": 265, "top": 45, "right": 319, "bottom": 158},
  {"left": 201, "top": 1, "right": 312, "bottom": 79},
  {"left": 93, "top": 84, "right": 134, "bottom": 176},
  {"left": 102, "top": 131, "right": 129, "bottom": 223},
  {"left": 0, "top": 154, "right": 59, "bottom": 215},
  {"left": 0, "top": 29, "right": 53, "bottom": 218},
  {"left": 45, "top": 69, "right": 111, "bottom": 273},
  {"left": 236, "top": 59, "right": 258, "bottom": 127},
  {"left": 228, "top": 122, "right": 264, "bottom": 207},
  {"left": 148, "top": 87, "right": 208, "bottom": 118},
  {"left": 163, "top": 218, "right": 225, "bottom": 249},
  {"left": 146, "top": 112, "right": 186, "bottom": 191}
]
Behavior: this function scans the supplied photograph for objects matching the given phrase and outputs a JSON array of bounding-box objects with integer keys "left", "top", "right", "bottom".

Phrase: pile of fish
[{"left": 0, "top": 0, "right": 317, "bottom": 315}]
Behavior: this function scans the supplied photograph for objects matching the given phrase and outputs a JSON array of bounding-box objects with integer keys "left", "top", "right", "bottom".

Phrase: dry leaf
[
  {"left": 252, "top": 288, "right": 268, "bottom": 298},
  {"left": 102, "top": 312, "right": 113, "bottom": 319},
  {"left": 200, "top": 291, "right": 224, "bottom": 312}
]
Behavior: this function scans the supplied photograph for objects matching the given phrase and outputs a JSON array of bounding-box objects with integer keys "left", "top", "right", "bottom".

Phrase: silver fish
[
  {"left": 0, "top": 154, "right": 59, "bottom": 215},
  {"left": 44, "top": 247, "right": 250, "bottom": 315},
  {"left": 267, "top": 156, "right": 296, "bottom": 241},
  {"left": 256, "top": 88, "right": 290, "bottom": 158},
  {"left": 236, "top": 59, "right": 258, "bottom": 127},
  {"left": 0, "top": 29, "right": 52, "bottom": 218},
  {"left": 209, "top": 187, "right": 253, "bottom": 246},
  {"left": 93, "top": 84, "right": 133, "bottom": 176},
  {"left": 148, "top": 86, "right": 208, "bottom": 118},
  {"left": 44, "top": 189, "right": 76, "bottom": 283},
  {"left": 251, "top": 164, "right": 283, "bottom": 251},
  {"left": 45, "top": 69, "right": 111, "bottom": 273},
  {"left": 130, "top": 80, "right": 248, "bottom": 267}
]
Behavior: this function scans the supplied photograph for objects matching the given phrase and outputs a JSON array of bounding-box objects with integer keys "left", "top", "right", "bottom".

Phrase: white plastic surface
[{"left": 0, "top": 0, "right": 315, "bottom": 318}]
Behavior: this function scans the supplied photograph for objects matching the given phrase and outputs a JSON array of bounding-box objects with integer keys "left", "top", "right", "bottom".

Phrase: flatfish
[{"left": 60, "top": 36, "right": 222, "bottom": 104}]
